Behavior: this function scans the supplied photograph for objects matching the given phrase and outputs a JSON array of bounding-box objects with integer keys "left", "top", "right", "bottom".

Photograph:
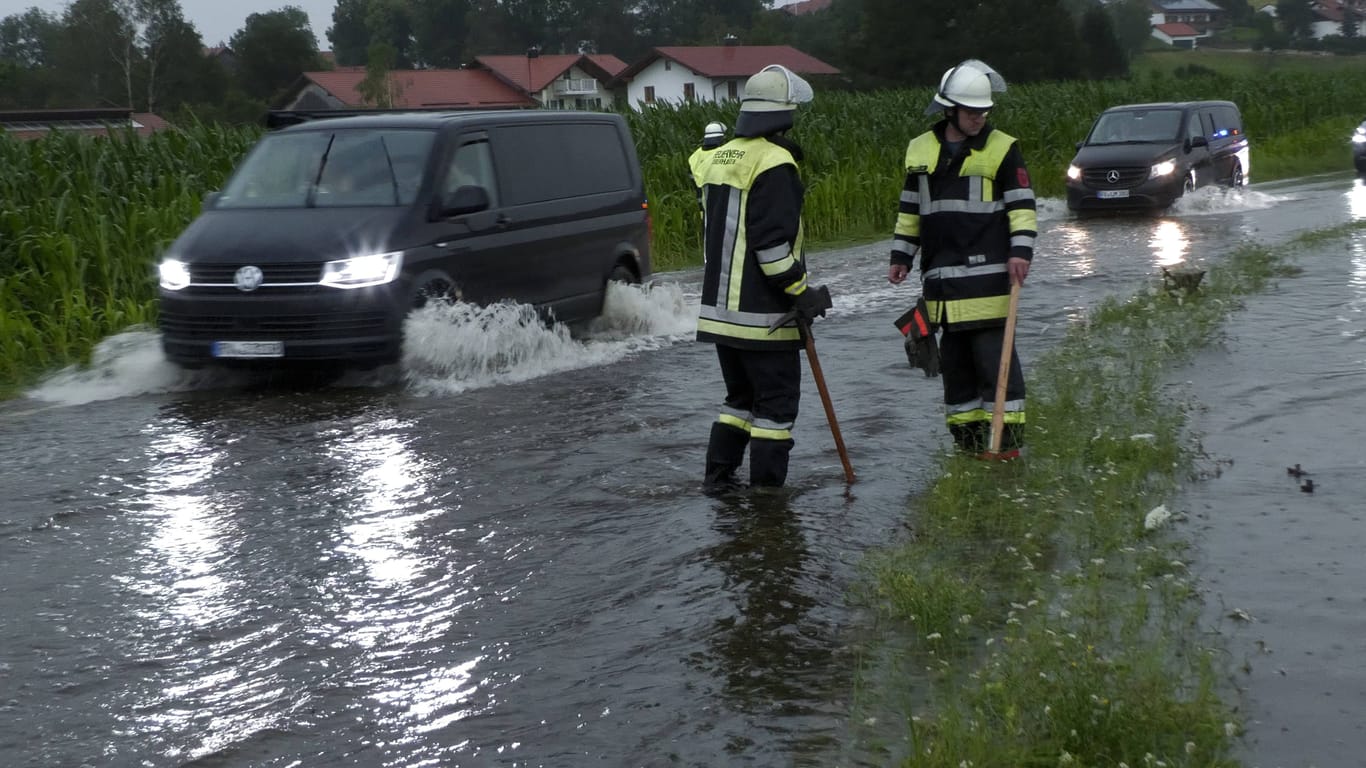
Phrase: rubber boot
[
  {"left": 704, "top": 421, "right": 749, "bottom": 494},
  {"left": 748, "top": 437, "right": 793, "bottom": 488}
]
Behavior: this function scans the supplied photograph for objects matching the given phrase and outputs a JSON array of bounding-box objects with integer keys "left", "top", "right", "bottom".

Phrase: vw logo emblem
[
  {"left": 234, "top": 265, "right": 264, "bottom": 292},
  {"left": 1106, "top": 170, "right": 1121, "bottom": 184}
]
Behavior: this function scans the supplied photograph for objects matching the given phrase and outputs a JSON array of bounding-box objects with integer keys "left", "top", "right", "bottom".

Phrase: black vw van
[
  {"left": 158, "top": 110, "right": 651, "bottom": 366},
  {"left": 1065, "top": 100, "right": 1249, "bottom": 213}
]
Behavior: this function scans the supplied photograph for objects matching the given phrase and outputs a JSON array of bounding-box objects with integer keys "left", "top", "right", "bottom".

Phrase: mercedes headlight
[
  {"left": 159, "top": 259, "right": 191, "bottom": 291},
  {"left": 1353, "top": 126, "right": 1366, "bottom": 144},
  {"left": 321, "top": 251, "right": 403, "bottom": 289},
  {"left": 1067, "top": 164, "right": 1081, "bottom": 181},
  {"left": 1150, "top": 160, "right": 1177, "bottom": 178}
]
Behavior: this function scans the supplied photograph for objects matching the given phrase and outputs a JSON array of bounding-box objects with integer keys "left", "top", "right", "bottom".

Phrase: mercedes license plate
[
  {"left": 1097, "top": 189, "right": 1129, "bottom": 199},
  {"left": 212, "top": 341, "right": 285, "bottom": 358}
]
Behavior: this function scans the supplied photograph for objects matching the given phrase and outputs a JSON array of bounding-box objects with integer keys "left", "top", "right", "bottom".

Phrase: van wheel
[
  {"left": 1229, "top": 162, "right": 1244, "bottom": 188},
  {"left": 608, "top": 263, "right": 639, "bottom": 285},
  {"left": 411, "top": 271, "right": 460, "bottom": 309}
]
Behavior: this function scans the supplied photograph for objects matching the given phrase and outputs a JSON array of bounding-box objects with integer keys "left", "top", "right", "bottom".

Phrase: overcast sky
[{"left": 0, "top": 0, "right": 335, "bottom": 48}]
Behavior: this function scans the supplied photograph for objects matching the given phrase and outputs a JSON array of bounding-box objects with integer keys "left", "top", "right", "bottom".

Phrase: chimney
[
  {"left": 723, "top": 34, "right": 740, "bottom": 46},
  {"left": 527, "top": 45, "right": 540, "bottom": 58}
]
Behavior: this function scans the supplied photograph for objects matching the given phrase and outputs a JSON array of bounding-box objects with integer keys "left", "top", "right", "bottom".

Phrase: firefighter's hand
[
  {"left": 1008, "top": 257, "right": 1030, "bottom": 287},
  {"left": 888, "top": 264, "right": 910, "bottom": 285},
  {"left": 793, "top": 284, "right": 831, "bottom": 322}
]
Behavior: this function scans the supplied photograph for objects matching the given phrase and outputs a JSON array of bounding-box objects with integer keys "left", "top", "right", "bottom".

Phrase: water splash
[
  {"left": 402, "top": 281, "right": 696, "bottom": 396},
  {"left": 22, "top": 283, "right": 698, "bottom": 406},
  {"left": 1168, "top": 185, "right": 1289, "bottom": 215},
  {"left": 25, "top": 328, "right": 235, "bottom": 406}
]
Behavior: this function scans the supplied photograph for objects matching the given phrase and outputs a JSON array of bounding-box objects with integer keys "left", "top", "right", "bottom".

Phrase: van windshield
[
  {"left": 1088, "top": 109, "right": 1183, "bottom": 145},
  {"left": 215, "top": 128, "right": 436, "bottom": 208}
]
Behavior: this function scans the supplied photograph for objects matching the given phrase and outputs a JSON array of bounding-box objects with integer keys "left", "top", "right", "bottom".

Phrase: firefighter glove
[{"left": 792, "top": 284, "right": 832, "bottom": 322}]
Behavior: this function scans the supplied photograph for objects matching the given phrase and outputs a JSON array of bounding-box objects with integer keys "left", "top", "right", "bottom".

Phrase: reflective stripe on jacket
[
  {"left": 693, "top": 136, "right": 807, "bottom": 349},
  {"left": 892, "top": 123, "right": 1037, "bottom": 331}
]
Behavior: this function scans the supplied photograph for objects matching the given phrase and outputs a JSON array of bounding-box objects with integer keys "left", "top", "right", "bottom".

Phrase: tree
[
  {"left": 1275, "top": 0, "right": 1316, "bottom": 40},
  {"left": 328, "top": 0, "right": 370, "bottom": 66},
  {"left": 229, "top": 6, "right": 321, "bottom": 103},
  {"left": 410, "top": 0, "right": 473, "bottom": 67},
  {"left": 56, "top": 0, "right": 135, "bottom": 107},
  {"left": 356, "top": 40, "right": 402, "bottom": 106},
  {"left": 1109, "top": 0, "right": 1155, "bottom": 57},
  {"left": 1079, "top": 4, "right": 1127, "bottom": 80}
]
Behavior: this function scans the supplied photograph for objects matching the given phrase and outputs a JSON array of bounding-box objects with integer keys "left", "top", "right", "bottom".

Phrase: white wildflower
[{"left": 1144, "top": 504, "right": 1173, "bottom": 531}]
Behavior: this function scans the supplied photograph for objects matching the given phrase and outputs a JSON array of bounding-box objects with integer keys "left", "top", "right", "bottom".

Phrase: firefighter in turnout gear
[
  {"left": 886, "top": 59, "right": 1037, "bottom": 457},
  {"left": 693, "top": 64, "right": 829, "bottom": 492}
]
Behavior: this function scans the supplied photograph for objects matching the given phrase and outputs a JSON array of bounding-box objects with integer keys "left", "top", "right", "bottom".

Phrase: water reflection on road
[{"left": 0, "top": 176, "right": 1360, "bottom": 767}]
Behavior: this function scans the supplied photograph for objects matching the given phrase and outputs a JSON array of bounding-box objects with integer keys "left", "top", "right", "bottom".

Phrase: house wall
[
  {"left": 280, "top": 83, "right": 348, "bottom": 111},
  {"left": 1311, "top": 19, "right": 1344, "bottom": 38},
  {"left": 540, "top": 65, "right": 618, "bottom": 110},
  {"left": 625, "top": 58, "right": 737, "bottom": 110}
]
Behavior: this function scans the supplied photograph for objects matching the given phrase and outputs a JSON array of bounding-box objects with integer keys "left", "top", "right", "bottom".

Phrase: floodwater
[{"left": 1, "top": 175, "right": 1362, "bottom": 767}]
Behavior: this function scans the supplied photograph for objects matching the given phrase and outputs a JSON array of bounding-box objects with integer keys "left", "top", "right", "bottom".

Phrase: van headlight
[
  {"left": 321, "top": 251, "right": 403, "bottom": 289},
  {"left": 159, "top": 259, "right": 191, "bottom": 291},
  {"left": 1353, "top": 127, "right": 1366, "bottom": 144},
  {"left": 1067, "top": 164, "right": 1081, "bottom": 181},
  {"left": 1150, "top": 160, "right": 1177, "bottom": 178}
]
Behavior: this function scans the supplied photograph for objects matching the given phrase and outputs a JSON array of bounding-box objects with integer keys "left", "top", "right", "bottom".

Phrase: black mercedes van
[
  {"left": 1065, "top": 100, "right": 1249, "bottom": 213},
  {"left": 158, "top": 110, "right": 651, "bottom": 366}
]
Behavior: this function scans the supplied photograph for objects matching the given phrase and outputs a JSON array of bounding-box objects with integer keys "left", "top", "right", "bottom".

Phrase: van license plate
[
  {"left": 1098, "top": 189, "right": 1129, "bottom": 199},
  {"left": 212, "top": 341, "right": 285, "bottom": 358}
]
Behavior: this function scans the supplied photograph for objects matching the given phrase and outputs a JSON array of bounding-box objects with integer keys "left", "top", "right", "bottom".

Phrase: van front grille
[
  {"left": 159, "top": 310, "right": 391, "bottom": 339},
  {"left": 191, "top": 262, "right": 323, "bottom": 285},
  {"left": 1082, "top": 167, "right": 1150, "bottom": 189}
]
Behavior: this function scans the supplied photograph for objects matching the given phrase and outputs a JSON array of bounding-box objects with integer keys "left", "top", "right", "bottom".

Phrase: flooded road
[{"left": 2, "top": 175, "right": 1362, "bottom": 767}]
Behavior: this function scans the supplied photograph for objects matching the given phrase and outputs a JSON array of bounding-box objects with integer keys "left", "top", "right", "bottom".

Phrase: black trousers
[
  {"left": 939, "top": 325, "right": 1026, "bottom": 452},
  {"left": 706, "top": 344, "right": 801, "bottom": 487}
]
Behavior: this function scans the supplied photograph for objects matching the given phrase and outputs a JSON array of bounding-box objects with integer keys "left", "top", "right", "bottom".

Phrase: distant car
[
  {"left": 158, "top": 110, "right": 652, "bottom": 368},
  {"left": 1066, "top": 100, "right": 1249, "bottom": 213},
  {"left": 1353, "top": 119, "right": 1366, "bottom": 174}
]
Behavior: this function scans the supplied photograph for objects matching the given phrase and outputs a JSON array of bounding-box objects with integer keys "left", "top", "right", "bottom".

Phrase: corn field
[{"left": 4, "top": 70, "right": 1366, "bottom": 391}]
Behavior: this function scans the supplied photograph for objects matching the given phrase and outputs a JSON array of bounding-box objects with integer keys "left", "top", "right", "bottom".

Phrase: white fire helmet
[
  {"left": 739, "top": 64, "right": 814, "bottom": 113},
  {"left": 926, "top": 59, "right": 1007, "bottom": 115}
]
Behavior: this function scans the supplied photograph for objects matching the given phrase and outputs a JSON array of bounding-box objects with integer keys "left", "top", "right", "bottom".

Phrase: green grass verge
[{"left": 848, "top": 222, "right": 1366, "bottom": 765}]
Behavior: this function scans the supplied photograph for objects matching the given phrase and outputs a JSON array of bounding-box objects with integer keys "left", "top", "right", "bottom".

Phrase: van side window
[
  {"left": 493, "top": 123, "right": 633, "bottom": 205},
  {"left": 444, "top": 140, "right": 498, "bottom": 207},
  {"left": 1186, "top": 112, "right": 1204, "bottom": 144},
  {"left": 1211, "top": 106, "right": 1241, "bottom": 138}
]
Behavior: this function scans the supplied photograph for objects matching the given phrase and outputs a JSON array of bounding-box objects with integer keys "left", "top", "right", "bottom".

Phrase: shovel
[
  {"left": 985, "top": 280, "right": 1022, "bottom": 458},
  {"left": 769, "top": 287, "right": 856, "bottom": 484}
]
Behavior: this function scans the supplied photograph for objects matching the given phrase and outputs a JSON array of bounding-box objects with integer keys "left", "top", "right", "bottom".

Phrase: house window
[
  {"left": 683, "top": 83, "right": 695, "bottom": 101},
  {"left": 728, "top": 81, "right": 738, "bottom": 100},
  {"left": 644, "top": 86, "right": 655, "bottom": 104},
  {"left": 664, "top": 60, "right": 672, "bottom": 71}
]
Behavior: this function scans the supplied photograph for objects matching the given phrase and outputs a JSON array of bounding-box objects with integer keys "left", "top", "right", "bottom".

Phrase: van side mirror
[
  {"left": 434, "top": 185, "right": 491, "bottom": 219},
  {"left": 1186, "top": 135, "right": 1208, "bottom": 151},
  {"left": 202, "top": 190, "right": 220, "bottom": 208}
]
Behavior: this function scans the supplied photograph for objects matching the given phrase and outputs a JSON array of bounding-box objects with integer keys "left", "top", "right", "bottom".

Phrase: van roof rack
[{"left": 264, "top": 108, "right": 428, "bottom": 130}]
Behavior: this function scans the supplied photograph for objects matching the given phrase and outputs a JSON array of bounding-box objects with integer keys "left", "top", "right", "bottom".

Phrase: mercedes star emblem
[{"left": 1106, "top": 170, "right": 1121, "bottom": 184}]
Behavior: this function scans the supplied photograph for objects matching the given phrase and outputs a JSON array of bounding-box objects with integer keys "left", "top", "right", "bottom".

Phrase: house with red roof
[
  {"left": 1308, "top": 0, "right": 1366, "bottom": 38},
  {"left": 474, "top": 52, "right": 629, "bottom": 110},
  {"left": 613, "top": 45, "right": 839, "bottom": 110},
  {"left": 276, "top": 68, "right": 537, "bottom": 111},
  {"left": 1152, "top": 22, "right": 1203, "bottom": 48},
  {"left": 0, "top": 109, "right": 172, "bottom": 141}
]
